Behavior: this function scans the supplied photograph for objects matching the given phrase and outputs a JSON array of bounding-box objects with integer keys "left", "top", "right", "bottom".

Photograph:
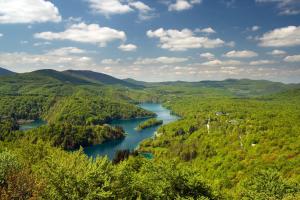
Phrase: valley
[{"left": 0, "top": 68, "right": 299, "bottom": 199}]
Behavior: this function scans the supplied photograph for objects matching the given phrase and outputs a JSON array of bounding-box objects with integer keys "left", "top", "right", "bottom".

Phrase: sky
[{"left": 0, "top": 0, "right": 300, "bottom": 83}]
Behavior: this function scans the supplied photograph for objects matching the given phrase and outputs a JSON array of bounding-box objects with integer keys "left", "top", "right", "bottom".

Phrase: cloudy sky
[{"left": 0, "top": 0, "right": 300, "bottom": 83}]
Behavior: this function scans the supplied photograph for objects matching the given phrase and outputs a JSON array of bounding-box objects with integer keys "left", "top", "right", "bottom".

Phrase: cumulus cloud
[
  {"left": 0, "top": 0, "right": 61, "bottom": 24},
  {"left": 118, "top": 44, "right": 137, "bottom": 51},
  {"left": 0, "top": 33, "right": 3, "bottom": 37},
  {"left": 226, "top": 41, "right": 236, "bottom": 47},
  {"left": 46, "top": 47, "right": 86, "bottom": 56},
  {"left": 250, "top": 60, "right": 276, "bottom": 65},
  {"left": 129, "top": 1, "right": 156, "bottom": 20},
  {"left": 88, "top": 0, "right": 133, "bottom": 16},
  {"left": 267, "top": 49, "right": 287, "bottom": 56},
  {"left": 200, "top": 52, "right": 215, "bottom": 60},
  {"left": 256, "top": 0, "right": 300, "bottom": 15},
  {"left": 201, "top": 59, "right": 242, "bottom": 66},
  {"left": 224, "top": 50, "right": 258, "bottom": 58},
  {"left": 284, "top": 54, "right": 300, "bottom": 62},
  {"left": 87, "top": 0, "right": 155, "bottom": 20},
  {"left": 134, "top": 57, "right": 188, "bottom": 65},
  {"left": 34, "top": 22, "right": 126, "bottom": 47},
  {"left": 33, "top": 42, "right": 52, "bottom": 47},
  {"left": 147, "top": 28, "right": 225, "bottom": 51},
  {"left": 195, "top": 27, "right": 216, "bottom": 34},
  {"left": 251, "top": 25, "right": 260, "bottom": 31},
  {"left": 168, "top": 0, "right": 202, "bottom": 11},
  {"left": 0, "top": 52, "right": 94, "bottom": 72},
  {"left": 101, "top": 59, "right": 121, "bottom": 65},
  {"left": 259, "top": 26, "right": 300, "bottom": 47}
]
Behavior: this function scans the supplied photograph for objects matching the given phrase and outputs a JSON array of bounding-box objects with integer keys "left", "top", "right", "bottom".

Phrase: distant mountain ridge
[
  {"left": 0, "top": 68, "right": 296, "bottom": 96},
  {"left": 0, "top": 67, "right": 15, "bottom": 76}
]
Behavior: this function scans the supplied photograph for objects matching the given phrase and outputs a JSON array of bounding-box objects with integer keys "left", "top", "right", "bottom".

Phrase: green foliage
[
  {"left": 239, "top": 169, "right": 299, "bottom": 200},
  {"left": 0, "top": 69, "right": 299, "bottom": 199},
  {"left": 46, "top": 89, "right": 154, "bottom": 125},
  {"left": 0, "top": 117, "right": 19, "bottom": 140},
  {"left": 136, "top": 118, "right": 163, "bottom": 131},
  {"left": 25, "top": 123, "right": 125, "bottom": 150},
  {"left": 139, "top": 92, "right": 300, "bottom": 198},
  {"left": 0, "top": 70, "right": 154, "bottom": 126},
  {"left": 0, "top": 140, "right": 216, "bottom": 200},
  {"left": 0, "top": 150, "right": 21, "bottom": 185}
]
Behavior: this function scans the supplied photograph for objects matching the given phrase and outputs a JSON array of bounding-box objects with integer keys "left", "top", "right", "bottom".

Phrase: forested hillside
[
  {"left": 140, "top": 88, "right": 300, "bottom": 199},
  {"left": 0, "top": 69, "right": 299, "bottom": 199},
  {"left": 0, "top": 70, "right": 154, "bottom": 149}
]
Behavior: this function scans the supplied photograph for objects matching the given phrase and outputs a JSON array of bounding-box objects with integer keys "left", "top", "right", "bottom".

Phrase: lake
[{"left": 84, "top": 103, "right": 179, "bottom": 159}]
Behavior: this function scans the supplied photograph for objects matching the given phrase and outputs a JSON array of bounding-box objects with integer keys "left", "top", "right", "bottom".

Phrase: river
[{"left": 84, "top": 103, "right": 179, "bottom": 159}]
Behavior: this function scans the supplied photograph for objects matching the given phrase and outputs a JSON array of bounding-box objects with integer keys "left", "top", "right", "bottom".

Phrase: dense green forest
[
  {"left": 0, "top": 70, "right": 154, "bottom": 149},
  {"left": 136, "top": 118, "right": 163, "bottom": 131},
  {"left": 140, "top": 88, "right": 300, "bottom": 198},
  {"left": 0, "top": 69, "right": 299, "bottom": 199}
]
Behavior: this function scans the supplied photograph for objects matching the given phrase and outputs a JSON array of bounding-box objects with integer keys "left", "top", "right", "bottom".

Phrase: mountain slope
[
  {"left": 123, "top": 78, "right": 148, "bottom": 86},
  {"left": 64, "top": 70, "right": 141, "bottom": 88},
  {"left": 32, "top": 69, "right": 92, "bottom": 85},
  {"left": 0, "top": 67, "right": 14, "bottom": 76}
]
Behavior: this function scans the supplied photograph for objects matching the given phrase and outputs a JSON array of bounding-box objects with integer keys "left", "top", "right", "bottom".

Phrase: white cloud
[
  {"left": 259, "top": 26, "right": 300, "bottom": 47},
  {"left": 0, "top": 33, "right": 3, "bottom": 37},
  {"left": 87, "top": 0, "right": 155, "bottom": 20},
  {"left": 88, "top": 0, "right": 133, "bottom": 16},
  {"left": 46, "top": 47, "right": 86, "bottom": 56},
  {"left": 0, "top": 0, "right": 61, "bottom": 24},
  {"left": 250, "top": 60, "right": 276, "bottom": 65},
  {"left": 129, "top": 1, "right": 156, "bottom": 20},
  {"left": 129, "top": 1, "right": 152, "bottom": 12},
  {"left": 224, "top": 50, "right": 258, "bottom": 58},
  {"left": 20, "top": 41, "right": 28, "bottom": 44},
  {"left": 33, "top": 42, "right": 51, "bottom": 47},
  {"left": 201, "top": 59, "right": 242, "bottom": 66},
  {"left": 200, "top": 52, "right": 215, "bottom": 60},
  {"left": 134, "top": 57, "right": 188, "bottom": 65},
  {"left": 201, "top": 59, "right": 222, "bottom": 66},
  {"left": 79, "top": 57, "right": 91, "bottom": 62},
  {"left": 147, "top": 28, "right": 225, "bottom": 51},
  {"left": 195, "top": 27, "right": 216, "bottom": 34},
  {"left": 252, "top": 25, "right": 260, "bottom": 31},
  {"left": 226, "top": 41, "right": 236, "bottom": 47},
  {"left": 284, "top": 54, "right": 300, "bottom": 62},
  {"left": 118, "top": 44, "right": 137, "bottom": 51},
  {"left": 101, "top": 59, "right": 121, "bottom": 65},
  {"left": 0, "top": 52, "right": 94, "bottom": 73},
  {"left": 34, "top": 22, "right": 126, "bottom": 47},
  {"left": 168, "top": 0, "right": 202, "bottom": 11},
  {"left": 267, "top": 49, "right": 287, "bottom": 56},
  {"left": 256, "top": 0, "right": 300, "bottom": 15}
]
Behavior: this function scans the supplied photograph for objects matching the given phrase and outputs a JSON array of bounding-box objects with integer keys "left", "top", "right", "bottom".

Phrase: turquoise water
[
  {"left": 84, "top": 103, "right": 179, "bottom": 159},
  {"left": 19, "top": 119, "right": 46, "bottom": 131}
]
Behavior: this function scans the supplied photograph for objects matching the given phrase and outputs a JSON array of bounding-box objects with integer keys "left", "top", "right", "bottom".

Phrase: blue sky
[{"left": 0, "top": 0, "right": 300, "bottom": 83}]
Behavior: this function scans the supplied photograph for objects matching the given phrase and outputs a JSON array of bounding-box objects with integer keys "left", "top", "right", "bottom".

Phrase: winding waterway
[{"left": 84, "top": 103, "right": 179, "bottom": 159}]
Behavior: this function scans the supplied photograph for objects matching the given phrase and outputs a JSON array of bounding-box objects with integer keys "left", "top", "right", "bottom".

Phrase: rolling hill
[
  {"left": 64, "top": 70, "right": 141, "bottom": 88},
  {"left": 0, "top": 67, "right": 14, "bottom": 76}
]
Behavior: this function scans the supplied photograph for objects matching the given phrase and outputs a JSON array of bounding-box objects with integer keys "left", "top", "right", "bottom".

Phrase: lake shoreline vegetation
[
  {"left": 135, "top": 118, "right": 163, "bottom": 131},
  {"left": 0, "top": 69, "right": 299, "bottom": 199}
]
